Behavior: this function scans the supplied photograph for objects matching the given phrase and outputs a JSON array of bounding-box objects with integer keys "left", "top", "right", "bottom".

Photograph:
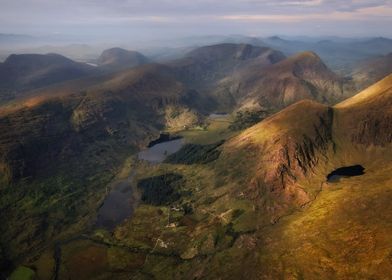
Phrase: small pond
[{"left": 327, "top": 165, "right": 365, "bottom": 182}]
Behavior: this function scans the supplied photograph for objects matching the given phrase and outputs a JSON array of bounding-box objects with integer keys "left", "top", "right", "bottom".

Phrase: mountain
[
  {"left": 0, "top": 53, "right": 97, "bottom": 102},
  {"left": 213, "top": 51, "right": 355, "bottom": 111},
  {"left": 170, "top": 43, "right": 286, "bottom": 88},
  {"left": 0, "top": 63, "right": 198, "bottom": 183},
  {"left": 45, "top": 74, "right": 391, "bottom": 279},
  {"left": 168, "top": 44, "right": 358, "bottom": 113},
  {"left": 353, "top": 37, "right": 392, "bottom": 55},
  {"left": 0, "top": 63, "right": 202, "bottom": 271},
  {"left": 196, "top": 74, "right": 392, "bottom": 279},
  {"left": 351, "top": 52, "right": 392, "bottom": 90},
  {"left": 97, "top": 48, "right": 149, "bottom": 71},
  {"left": 262, "top": 36, "right": 392, "bottom": 72},
  {"left": 1, "top": 43, "right": 390, "bottom": 278}
]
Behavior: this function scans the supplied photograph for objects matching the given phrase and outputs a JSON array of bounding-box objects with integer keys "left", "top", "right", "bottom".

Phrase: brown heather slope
[
  {"left": 217, "top": 100, "right": 334, "bottom": 223},
  {"left": 201, "top": 74, "right": 392, "bottom": 279},
  {"left": 219, "top": 75, "right": 392, "bottom": 229},
  {"left": 335, "top": 73, "right": 392, "bottom": 146}
]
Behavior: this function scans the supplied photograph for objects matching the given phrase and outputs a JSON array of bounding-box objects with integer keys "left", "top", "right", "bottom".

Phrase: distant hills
[
  {"left": 0, "top": 47, "right": 151, "bottom": 103},
  {"left": 220, "top": 36, "right": 392, "bottom": 72},
  {"left": 351, "top": 52, "right": 392, "bottom": 90},
  {"left": 0, "top": 53, "right": 98, "bottom": 101},
  {"left": 97, "top": 47, "right": 149, "bottom": 71}
]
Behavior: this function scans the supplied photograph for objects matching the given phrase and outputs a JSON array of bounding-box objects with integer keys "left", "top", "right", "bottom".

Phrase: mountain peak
[
  {"left": 97, "top": 48, "right": 148, "bottom": 70},
  {"left": 293, "top": 51, "right": 321, "bottom": 61},
  {"left": 4, "top": 53, "right": 73, "bottom": 66},
  {"left": 268, "top": 36, "right": 284, "bottom": 41}
]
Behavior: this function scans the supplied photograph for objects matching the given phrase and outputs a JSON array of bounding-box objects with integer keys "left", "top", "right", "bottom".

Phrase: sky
[{"left": 0, "top": 0, "right": 391, "bottom": 42}]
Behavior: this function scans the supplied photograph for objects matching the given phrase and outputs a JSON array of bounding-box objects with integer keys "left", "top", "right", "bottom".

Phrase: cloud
[{"left": 0, "top": 0, "right": 390, "bottom": 38}]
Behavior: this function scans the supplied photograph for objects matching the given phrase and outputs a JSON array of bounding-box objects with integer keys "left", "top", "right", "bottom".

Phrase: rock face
[{"left": 97, "top": 48, "right": 149, "bottom": 71}]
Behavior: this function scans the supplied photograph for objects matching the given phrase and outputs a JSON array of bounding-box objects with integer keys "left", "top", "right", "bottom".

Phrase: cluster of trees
[{"left": 137, "top": 173, "right": 183, "bottom": 205}]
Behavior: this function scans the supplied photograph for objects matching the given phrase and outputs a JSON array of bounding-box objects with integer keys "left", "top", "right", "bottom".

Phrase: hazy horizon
[{"left": 1, "top": 0, "right": 391, "bottom": 44}]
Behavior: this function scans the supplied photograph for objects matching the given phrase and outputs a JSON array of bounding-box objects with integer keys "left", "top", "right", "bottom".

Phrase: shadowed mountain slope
[
  {"left": 0, "top": 53, "right": 97, "bottom": 102},
  {"left": 170, "top": 43, "right": 286, "bottom": 89},
  {"left": 0, "top": 63, "right": 202, "bottom": 268}
]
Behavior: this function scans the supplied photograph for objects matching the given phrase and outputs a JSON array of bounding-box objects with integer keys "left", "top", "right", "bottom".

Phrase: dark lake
[{"left": 327, "top": 165, "right": 365, "bottom": 182}]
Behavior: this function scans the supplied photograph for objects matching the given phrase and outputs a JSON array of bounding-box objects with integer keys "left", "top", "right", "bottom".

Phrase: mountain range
[{"left": 0, "top": 40, "right": 391, "bottom": 279}]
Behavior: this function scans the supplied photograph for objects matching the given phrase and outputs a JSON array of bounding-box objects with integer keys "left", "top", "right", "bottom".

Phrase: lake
[
  {"left": 95, "top": 137, "right": 185, "bottom": 230},
  {"left": 327, "top": 165, "right": 365, "bottom": 182}
]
